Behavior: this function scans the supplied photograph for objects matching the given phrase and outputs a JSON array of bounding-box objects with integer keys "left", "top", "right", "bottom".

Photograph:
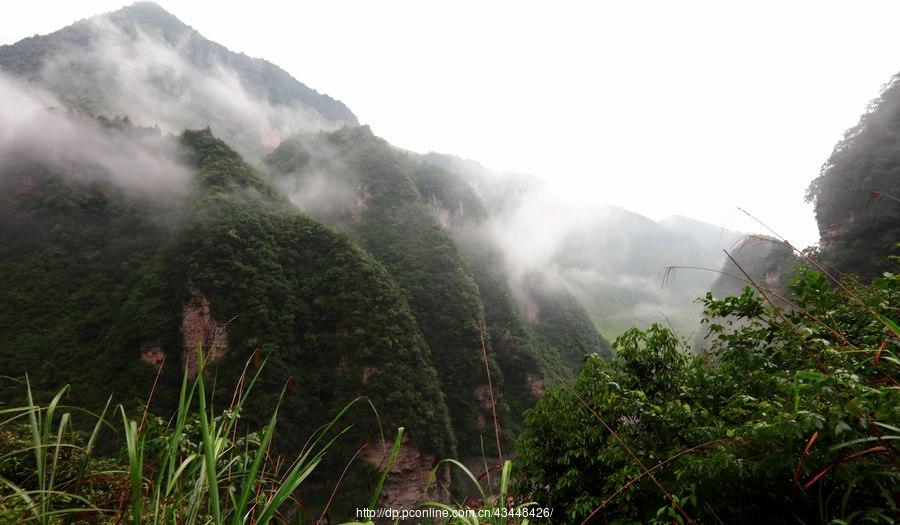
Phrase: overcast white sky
[{"left": 4, "top": 1, "right": 899, "bottom": 246}]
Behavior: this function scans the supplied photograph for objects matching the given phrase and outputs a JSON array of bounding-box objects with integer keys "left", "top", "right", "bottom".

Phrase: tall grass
[{"left": 0, "top": 349, "right": 371, "bottom": 523}]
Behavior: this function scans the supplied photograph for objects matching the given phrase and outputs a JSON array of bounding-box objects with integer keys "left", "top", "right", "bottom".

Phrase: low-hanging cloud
[
  {"left": 424, "top": 153, "right": 743, "bottom": 338},
  {"left": 36, "top": 15, "right": 337, "bottom": 159},
  {"left": 0, "top": 72, "right": 192, "bottom": 198}
]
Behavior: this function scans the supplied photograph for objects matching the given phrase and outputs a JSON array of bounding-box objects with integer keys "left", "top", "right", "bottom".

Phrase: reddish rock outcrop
[
  {"left": 473, "top": 384, "right": 496, "bottom": 429},
  {"left": 361, "top": 365, "right": 378, "bottom": 385},
  {"left": 139, "top": 342, "right": 165, "bottom": 369},
  {"left": 180, "top": 290, "right": 228, "bottom": 377},
  {"left": 363, "top": 437, "right": 447, "bottom": 510},
  {"left": 525, "top": 372, "right": 544, "bottom": 396}
]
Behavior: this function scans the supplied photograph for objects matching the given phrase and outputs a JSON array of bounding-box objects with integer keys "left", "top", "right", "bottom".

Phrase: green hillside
[
  {"left": 0, "top": 116, "right": 455, "bottom": 476},
  {"left": 266, "top": 127, "right": 511, "bottom": 455}
]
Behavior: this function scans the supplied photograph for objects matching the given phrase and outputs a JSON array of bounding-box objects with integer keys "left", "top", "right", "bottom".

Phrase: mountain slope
[
  {"left": 412, "top": 162, "right": 611, "bottom": 369},
  {"left": 422, "top": 152, "right": 743, "bottom": 341},
  {"left": 808, "top": 75, "right": 900, "bottom": 278},
  {"left": 0, "top": 1, "right": 357, "bottom": 157},
  {"left": 0, "top": 106, "right": 455, "bottom": 505},
  {"left": 266, "top": 127, "right": 514, "bottom": 455}
]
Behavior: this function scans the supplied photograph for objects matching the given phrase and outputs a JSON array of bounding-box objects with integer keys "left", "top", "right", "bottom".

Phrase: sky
[{"left": 4, "top": 1, "right": 900, "bottom": 247}]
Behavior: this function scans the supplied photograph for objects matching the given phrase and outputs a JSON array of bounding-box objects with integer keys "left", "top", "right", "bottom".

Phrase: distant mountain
[
  {"left": 808, "top": 76, "right": 900, "bottom": 278},
  {"left": 0, "top": 1, "right": 357, "bottom": 157},
  {"left": 423, "top": 153, "right": 743, "bottom": 340}
]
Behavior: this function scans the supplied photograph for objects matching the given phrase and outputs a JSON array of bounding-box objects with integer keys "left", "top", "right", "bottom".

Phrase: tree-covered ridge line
[{"left": 267, "top": 127, "right": 520, "bottom": 454}]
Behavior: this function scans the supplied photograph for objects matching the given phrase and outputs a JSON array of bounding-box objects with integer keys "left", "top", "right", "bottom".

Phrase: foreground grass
[{"left": 0, "top": 351, "right": 379, "bottom": 524}]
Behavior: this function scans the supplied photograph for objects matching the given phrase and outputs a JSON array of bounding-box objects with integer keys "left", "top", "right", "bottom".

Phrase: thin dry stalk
[
  {"left": 478, "top": 321, "right": 504, "bottom": 467},
  {"left": 318, "top": 443, "right": 368, "bottom": 522},
  {"left": 580, "top": 438, "right": 730, "bottom": 525},
  {"left": 737, "top": 207, "right": 899, "bottom": 338},
  {"left": 139, "top": 355, "right": 166, "bottom": 433}
]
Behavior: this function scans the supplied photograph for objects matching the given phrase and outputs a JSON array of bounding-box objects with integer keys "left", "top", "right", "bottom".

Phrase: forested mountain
[
  {"left": 0, "top": 3, "right": 617, "bottom": 507},
  {"left": 408, "top": 160, "right": 611, "bottom": 415},
  {"left": 0, "top": 1, "right": 357, "bottom": 158},
  {"left": 0, "top": 99, "right": 457, "bottom": 507},
  {"left": 265, "top": 128, "right": 514, "bottom": 455},
  {"left": 808, "top": 76, "right": 900, "bottom": 278},
  {"left": 11, "top": 3, "right": 882, "bottom": 519}
]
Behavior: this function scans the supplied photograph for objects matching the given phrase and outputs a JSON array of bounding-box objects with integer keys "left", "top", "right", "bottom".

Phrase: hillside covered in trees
[
  {"left": 807, "top": 76, "right": 900, "bottom": 278},
  {"left": 0, "top": 2, "right": 897, "bottom": 523}
]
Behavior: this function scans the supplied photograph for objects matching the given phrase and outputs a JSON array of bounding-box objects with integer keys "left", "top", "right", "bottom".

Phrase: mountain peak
[
  {"left": 0, "top": 1, "right": 358, "bottom": 155},
  {"left": 104, "top": 1, "right": 193, "bottom": 39}
]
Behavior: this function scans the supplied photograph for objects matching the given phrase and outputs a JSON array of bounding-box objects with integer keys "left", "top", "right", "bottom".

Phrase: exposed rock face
[
  {"left": 473, "top": 384, "right": 496, "bottom": 429},
  {"left": 180, "top": 290, "right": 228, "bottom": 377},
  {"left": 349, "top": 184, "right": 370, "bottom": 222},
  {"left": 363, "top": 437, "right": 446, "bottom": 509},
  {"left": 361, "top": 365, "right": 378, "bottom": 385},
  {"left": 139, "top": 342, "right": 165, "bottom": 369},
  {"left": 525, "top": 372, "right": 544, "bottom": 396}
]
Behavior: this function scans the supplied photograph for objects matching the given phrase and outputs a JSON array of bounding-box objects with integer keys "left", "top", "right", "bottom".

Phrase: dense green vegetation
[
  {"left": 0, "top": 118, "right": 456, "bottom": 508},
  {"left": 808, "top": 77, "right": 900, "bottom": 278},
  {"left": 516, "top": 267, "right": 899, "bottom": 523},
  {"left": 523, "top": 274, "right": 613, "bottom": 372},
  {"left": 3, "top": 4, "right": 899, "bottom": 522},
  {"left": 0, "top": 119, "right": 176, "bottom": 408},
  {"left": 266, "top": 128, "right": 511, "bottom": 455},
  {"left": 412, "top": 163, "right": 544, "bottom": 427},
  {"left": 414, "top": 157, "right": 612, "bottom": 367}
]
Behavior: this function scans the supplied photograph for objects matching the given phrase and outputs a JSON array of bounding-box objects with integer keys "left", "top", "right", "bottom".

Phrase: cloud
[
  {"left": 0, "top": 72, "right": 192, "bottom": 198},
  {"left": 428, "top": 155, "right": 742, "bottom": 337},
  {"left": 36, "top": 15, "right": 336, "bottom": 159}
]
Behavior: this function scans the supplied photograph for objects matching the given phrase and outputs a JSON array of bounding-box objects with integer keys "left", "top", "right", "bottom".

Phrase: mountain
[
  {"left": 264, "top": 126, "right": 613, "bottom": 447},
  {"left": 409, "top": 160, "right": 610, "bottom": 411},
  {"left": 265, "top": 127, "right": 518, "bottom": 455},
  {"left": 0, "top": 2, "right": 765, "bottom": 512},
  {"left": 423, "top": 153, "right": 743, "bottom": 340},
  {"left": 0, "top": 100, "right": 456, "bottom": 508},
  {"left": 0, "top": 1, "right": 357, "bottom": 157},
  {"left": 0, "top": 4, "right": 585, "bottom": 506},
  {"left": 807, "top": 76, "right": 900, "bottom": 278}
]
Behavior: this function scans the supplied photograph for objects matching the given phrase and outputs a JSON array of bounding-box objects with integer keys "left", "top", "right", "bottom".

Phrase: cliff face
[
  {"left": 362, "top": 437, "right": 448, "bottom": 510},
  {"left": 808, "top": 76, "right": 900, "bottom": 278}
]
